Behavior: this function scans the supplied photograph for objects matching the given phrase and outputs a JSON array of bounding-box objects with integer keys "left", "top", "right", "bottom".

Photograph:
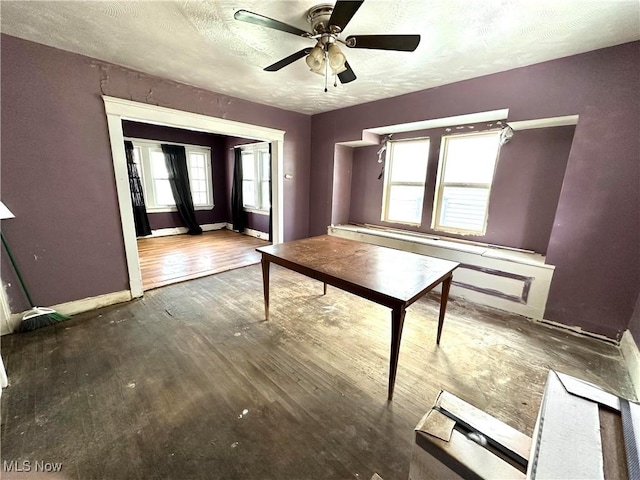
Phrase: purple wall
[
  {"left": 348, "top": 126, "right": 574, "bottom": 254},
  {"left": 122, "top": 121, "right": 228, "bottom": 231},
  {"left": 331, "top": 145, "right": 354, "bottom": 226},
  {"left": 311, "top": 42, "right": 640, "bottom": 339},
  {"left": 1, "top": 34, "right": 310, "bottom": 312},
  {"left": 1, "top": 33, "right": 638, "bottom": 340}
]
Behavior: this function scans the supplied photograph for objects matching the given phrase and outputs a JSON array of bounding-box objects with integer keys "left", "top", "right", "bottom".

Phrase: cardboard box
[
  {"left": 409, "top": 390, "right": 531, "bottom": 480},
  {"left": 409, "top": 372, "right": 640, "bottom": 480},
  {"left": 527, "top": 371, "right": 639, "bottom": 479}
]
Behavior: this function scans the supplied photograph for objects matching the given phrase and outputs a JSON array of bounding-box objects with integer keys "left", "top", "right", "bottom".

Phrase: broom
[{"left": 1, "top": 232, "right": 70, "bottom": 332}]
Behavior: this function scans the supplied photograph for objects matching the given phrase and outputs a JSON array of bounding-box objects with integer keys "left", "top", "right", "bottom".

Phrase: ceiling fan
[{"left": 234, "top": 0, "right": 420, "bottom": 90}]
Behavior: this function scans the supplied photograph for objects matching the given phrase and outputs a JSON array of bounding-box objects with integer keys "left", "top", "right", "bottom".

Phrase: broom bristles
[{"left": 16, "top": 307, "right": 70, "bottom": 333}]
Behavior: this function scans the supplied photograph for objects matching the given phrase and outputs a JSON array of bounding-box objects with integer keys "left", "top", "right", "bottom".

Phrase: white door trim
[{"left": 103, "top": 96, "right": 285, "bottom": 298}]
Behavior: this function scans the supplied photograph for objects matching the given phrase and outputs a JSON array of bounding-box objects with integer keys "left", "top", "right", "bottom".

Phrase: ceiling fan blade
[
  {"left": 328, "top": 0, "right": 364, "bottom": 31},
  {"left": 264, "top": 48, "right": 312, "bottom": 72},
  {"left": 345, "top": 34, "right": 421, "bottom": 51},
  {"left": 234, "top": 9, "right": 311, "bottom": 37},
  {"left": 338, "top": 61, "right": 357, "bottom": 84}
]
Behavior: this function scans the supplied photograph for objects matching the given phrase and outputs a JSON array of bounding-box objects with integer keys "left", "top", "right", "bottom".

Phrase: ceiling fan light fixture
[
  {"left": 306, "top": 44, "right": 325, "bottom": 73},
  {"left": 327, "top": 43, "right": 347, "bottom": 73}
]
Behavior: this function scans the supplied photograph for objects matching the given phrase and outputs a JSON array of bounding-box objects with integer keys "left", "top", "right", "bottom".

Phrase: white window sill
[
  {"left": 244, "top": 207, "right": 270, "bottom": 216},
  {"left": 382, "top": 218, "right": 421, "bottom": 228},
  {"left": 330, "top": 224, "right": 550, "bottom": 268},
  {"left": 147, "top": 205, "right": 214, "bottom": 213},
  {"left": 433, "top": 225, "right": 486, "bottom": 236}
]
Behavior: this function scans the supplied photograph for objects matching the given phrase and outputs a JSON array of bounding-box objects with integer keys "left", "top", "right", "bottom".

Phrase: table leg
[
  {"left": 436, "top": 275, "right": 452, "bottom": 345},
  {"left": 323, "top": 282, "right": 327, "bottom": 295},
  {"left": 261, "top": 256, "right": 270, "bottom": 321},
  {"left": 388, "top": 306, "right": 406, "bottom": 401}
]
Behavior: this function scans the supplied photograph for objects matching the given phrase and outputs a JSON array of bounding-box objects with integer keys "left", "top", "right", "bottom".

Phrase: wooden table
[{"left": 256, "top": 235, "right": 459, "bottom": 400}]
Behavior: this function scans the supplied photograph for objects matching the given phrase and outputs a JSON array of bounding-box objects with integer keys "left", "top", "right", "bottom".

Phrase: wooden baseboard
[
  {"left": 244, "top": 227, "right": 269, "bottom": 241},
  {"left": 620, "top": 330, "right": 640, "bottom": 401},
  {"left": 224, "top": 223, "right": 269, "bottom": 241},
  {"left": 1, "top": 290, "right": 132, "bottom": 335},
  {"left": 538, "top": 318, "right": 618, "bottom": 344}
]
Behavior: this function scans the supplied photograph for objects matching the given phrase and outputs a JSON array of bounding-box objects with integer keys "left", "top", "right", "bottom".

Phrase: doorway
[{"left": 103, "top": 96, "right": 285, "bottom": 299}]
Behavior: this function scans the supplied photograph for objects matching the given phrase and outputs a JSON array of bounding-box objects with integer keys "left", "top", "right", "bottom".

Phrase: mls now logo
[{"left": 3, "top": 460, "right": 63, "bottom": 473}]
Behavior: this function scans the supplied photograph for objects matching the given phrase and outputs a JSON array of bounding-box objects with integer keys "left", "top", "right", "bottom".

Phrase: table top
[{"left": 257, "top": 235, "right": 459, "bottom": 304}]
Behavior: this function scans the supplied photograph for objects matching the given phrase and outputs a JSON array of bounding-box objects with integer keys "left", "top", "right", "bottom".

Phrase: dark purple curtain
[
  {"left": 124, "top": 141, "right": 151, "bottom": 237},
  {"left": 231, "top": 148, "right": 247, "bottom": 233},
  {"left": 161, "top": 144, "right": 202, "bottom": 235}
]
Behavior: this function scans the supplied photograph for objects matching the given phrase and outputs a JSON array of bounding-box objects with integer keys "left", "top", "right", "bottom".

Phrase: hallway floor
[{"left": 137, "top": 229, "right": 268, "bottom": 290}]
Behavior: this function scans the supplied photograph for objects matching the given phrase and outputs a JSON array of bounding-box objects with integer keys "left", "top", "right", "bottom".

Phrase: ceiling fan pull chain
[{"left": 324, "top": 49, "right": 329, "bottom": 92}]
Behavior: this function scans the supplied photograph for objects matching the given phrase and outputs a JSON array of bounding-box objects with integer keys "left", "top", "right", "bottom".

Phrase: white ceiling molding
[
  {"left": 336, "top": 108, "right": 510, "bottom": 147},
  {"left": 2, "top": 1, "right": 639, "bottom": 114},
  {"left": 366, "top": 109, "right": 510, "bottom": 135},
  {"left": 507, "top": 115, "right": 579, "bottom": 131}
]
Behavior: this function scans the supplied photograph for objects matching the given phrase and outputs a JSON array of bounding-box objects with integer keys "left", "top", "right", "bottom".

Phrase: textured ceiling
[{"left": 1, "top": 0, "right": 639, "bottom": 115}]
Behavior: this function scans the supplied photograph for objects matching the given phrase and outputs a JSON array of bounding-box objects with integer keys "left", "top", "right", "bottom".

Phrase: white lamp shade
[
  {"left": 0, "top": 202, "right": 14, "bottom": 220},
  {"left": 327, "top": 43, "right": 347, "bottom": 73},
  {"left": 306, "top": 44, "right": 325, "bottom": 74}
]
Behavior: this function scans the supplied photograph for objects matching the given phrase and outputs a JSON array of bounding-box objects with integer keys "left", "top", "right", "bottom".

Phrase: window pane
[
  {"left": 150, "top": 152, "right": 169, "bottom": 178},
  {"left": 443, "top": 133, "right": 500, "bottom": 184},
  {"left": 190, "top": 179, "right": 206, "bottom": 194},
  {"left": 243, "top": 180, "right": 255, "bottom": 207},
  {"left": 190, "top": 166, "right": 205, "bottom": 181},
  {"left": 155, "top": 180, "right": 175, "bottom": 206},
  {"left": 193, "top": 192, "right": 206, "bottom": 206},
  {"left": 439, "top": 186, "right": 489, "bottom": 231},
  {"left": 387, "top": 185, "right": 424, "bottom": 224},
  {"left": 242, "top": 154, "right": 255, "bottom": 180},
  {"left": 189, "top": 153, "right": 205, "bottom": 170},
  {"left": 261, "top": 154, "right": 271, "bottom": 180},
  {"left": 261, "top": 182, "right": 270, "bottom": 209},
  {"left": 389, "top": 140, "right": 429, "bottom": 182}
]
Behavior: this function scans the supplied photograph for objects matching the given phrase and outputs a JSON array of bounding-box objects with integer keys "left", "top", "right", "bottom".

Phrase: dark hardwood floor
[
  {"left": 137, "top": 229, "right": 268, "bottom": 290},
  {"left": 0, "top": 264, "right": 634, "bottom": 479}
]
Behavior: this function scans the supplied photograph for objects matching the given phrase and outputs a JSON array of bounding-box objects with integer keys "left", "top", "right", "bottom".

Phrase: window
[
  {"left": 432, "top": 131, "right": 501, "bottom": 235},
  {"left": 381, "top": 138, "right": 430, "bottom": 225},
  {"left": 241, "top": 144, "right": 270, "bottom": 213},
  {"left": 128, "top": 139, "right": 213, "bottom": 211}
]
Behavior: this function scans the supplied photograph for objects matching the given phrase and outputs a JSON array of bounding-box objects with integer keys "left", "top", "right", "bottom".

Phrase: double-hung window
[
  {"left": 381, "top": 138, "right": 430, "bottom": 225},
  {"left": 432, "top": 131, "right": 501, "bottom": 235},
  {"left": 129, "top": 138, "right": 213, "bottom": 211},
  {"left": 241, "top": 144, "right": 270, "bottom": 213}
]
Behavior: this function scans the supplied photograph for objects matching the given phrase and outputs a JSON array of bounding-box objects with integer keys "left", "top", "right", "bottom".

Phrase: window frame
[
  {"left": 431, "top": 130, "right": 502, "bottom": 235},
  {"left": 380, "top": 137, "right": 431, "bottom": 227},
  {"left": 126, "top": 138, "right": 214, "bottom": 213},
  {"left": 240, "top": 143, "right": 270, "bottom": 215}
]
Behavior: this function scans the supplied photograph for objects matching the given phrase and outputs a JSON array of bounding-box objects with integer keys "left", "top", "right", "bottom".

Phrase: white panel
[
  {"left": 328, "top": 225, "right": 554, "bottom": 320},
  {"left": 456, "top": 268, "right": 525, "bottom": 299}
]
